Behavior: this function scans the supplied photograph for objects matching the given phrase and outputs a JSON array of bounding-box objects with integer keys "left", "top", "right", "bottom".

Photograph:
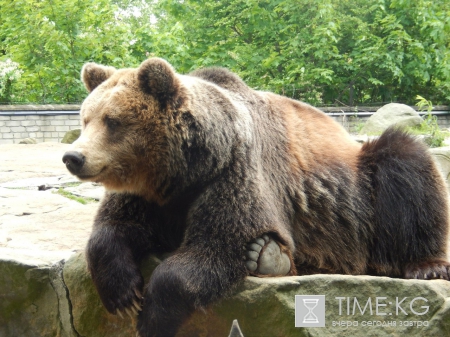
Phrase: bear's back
[{"left": 190, "top": 67, "right": 251, "bottom": 95}]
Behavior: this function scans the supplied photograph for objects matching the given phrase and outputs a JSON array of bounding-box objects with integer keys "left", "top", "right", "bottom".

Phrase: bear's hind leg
[
  {"left": 245, "top": 234, "right": 296, "bottom": 276},
  {"left": 359, "top": 128, "right": 450, "bottom": 279},
  {"left": 404, "top": 259, "right": 450, "bottom": 280}
]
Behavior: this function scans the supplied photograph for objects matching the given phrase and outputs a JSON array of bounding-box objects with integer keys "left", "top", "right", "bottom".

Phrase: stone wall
[
  {"left": 0, "top": 105, "right": 81, "bottom": 144},
  {"left": 1, "top": 105, "right": 449, "bottom": 144}
]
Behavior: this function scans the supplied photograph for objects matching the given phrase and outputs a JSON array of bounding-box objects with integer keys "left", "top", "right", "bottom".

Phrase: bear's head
[{"left": 62, "top": 58, "right": 190, "bottom": 203}]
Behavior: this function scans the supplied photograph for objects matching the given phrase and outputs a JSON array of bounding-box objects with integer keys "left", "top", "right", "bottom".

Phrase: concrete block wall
[
  {"left": 435, "top": 114, "right": 450, "bottom": 129},
  {"left": 329, "top": 115, "right": 371, "bottom": 134},
  {"left": 0, "top": 114, "right": 81, "bottom": 144}
]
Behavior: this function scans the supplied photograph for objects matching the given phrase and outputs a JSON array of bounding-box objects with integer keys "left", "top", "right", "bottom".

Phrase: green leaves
[
  {"left": 0, "top": 0, "right": 133, "bottom": 103},
  {"left": 149, "top": 0, "right": 450, "bottom": 105},
  {"left": 0, "top": 0, "right": 449, "bottom": 105}
]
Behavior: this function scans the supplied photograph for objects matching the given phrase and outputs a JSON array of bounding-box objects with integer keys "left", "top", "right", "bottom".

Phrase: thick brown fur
[{"left": 63, "top": 58, "right": 450, "bottom": 337}]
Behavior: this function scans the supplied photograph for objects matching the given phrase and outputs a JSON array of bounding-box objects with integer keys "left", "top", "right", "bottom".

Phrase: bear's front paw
[
  {"left": 245, "top": 234, "right": 293, "bottom": 276},
  {"left": 92, "top": 264, "right": 144, "bottom": 318}
]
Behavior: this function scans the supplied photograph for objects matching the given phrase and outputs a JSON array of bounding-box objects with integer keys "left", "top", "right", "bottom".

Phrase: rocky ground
[
  {"left": 2, "top": 142, "right": 450, "bottom": 337},
  {"left": 0, "top": 143, "right": 102, "bottom": 265}
]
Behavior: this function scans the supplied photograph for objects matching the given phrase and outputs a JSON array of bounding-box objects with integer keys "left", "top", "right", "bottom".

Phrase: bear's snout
[{"left": 62, "top": 151, "right": 86, "bottom": 174}]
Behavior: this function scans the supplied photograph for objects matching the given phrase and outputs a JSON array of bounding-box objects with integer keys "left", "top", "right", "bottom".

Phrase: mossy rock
[
  {"left": 62, "top": 252, "right": 450, "bottom": 337},
  {"left": 360, "top": 103, "right": 422, "bottom": 135},
  {"left": 0, "top": 261, "right": 59, "bottom": 337},
  {"left": 61, "top": 129, "right": 81, "bottom": 144}
]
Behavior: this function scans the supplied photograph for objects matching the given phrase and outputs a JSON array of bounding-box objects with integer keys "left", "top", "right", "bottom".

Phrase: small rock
[{"left": 19, "top": 138, "right": 37, "bottom": 144}]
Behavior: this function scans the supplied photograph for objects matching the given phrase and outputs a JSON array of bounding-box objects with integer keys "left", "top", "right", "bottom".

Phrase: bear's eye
[{"left": 104, "top": 116, "right": 121, "bottom": 131}]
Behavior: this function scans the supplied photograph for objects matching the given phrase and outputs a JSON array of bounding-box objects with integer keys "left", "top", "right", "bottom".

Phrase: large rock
[
  {"left": 430, "top": 146, "right": 450, "bottom": 194},
  {"left": 61, "top": 253, "right": 450, "bottom": 337},
  {"left": 0, "top": 259, "right": 59, "bottom": 337},
  {"left": 4, "top": 247, "right": 450, "bottom": 337},
  {"left": 360, "top": 103, "right": 422, "bottom": 135},
  {"left": 0, "top": 259, "right": 79, "bottom": 337},
  {"left": 0, "top": 185, "right": 97, "bottom": 337}
]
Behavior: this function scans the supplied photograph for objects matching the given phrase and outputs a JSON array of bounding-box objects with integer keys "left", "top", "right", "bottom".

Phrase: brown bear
[{"left": 63, "top": 58, "right": 450, "bottom": 337}]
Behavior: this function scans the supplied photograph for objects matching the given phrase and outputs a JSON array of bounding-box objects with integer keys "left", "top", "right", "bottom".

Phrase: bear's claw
[
  {"left": 245, "top": 234, "right": 292, "bottom": 276},
  {"left": 98, "top": 271, "right": 144, "bottom": 320},
  {"left": 116, "top": 302, "right": 140, "bottom": 319},
  {"left": 115, "top": 293, "right": 142, "bottom": 319},
  {"left": 404, "top": 260, "right": 450, "bottom": 280},
  {"left": 133, "top": 299, "right": 143, "bottom": 312}
]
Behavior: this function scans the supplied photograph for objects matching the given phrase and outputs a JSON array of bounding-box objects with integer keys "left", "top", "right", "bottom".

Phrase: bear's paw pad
[{"left": 245, "top": 234, "right": 291, "bottom": 276}]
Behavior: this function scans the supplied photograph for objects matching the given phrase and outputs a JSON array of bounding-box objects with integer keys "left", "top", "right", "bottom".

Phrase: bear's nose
[{"left": 62, "top": 151, "right": 86, "bottom": 174}]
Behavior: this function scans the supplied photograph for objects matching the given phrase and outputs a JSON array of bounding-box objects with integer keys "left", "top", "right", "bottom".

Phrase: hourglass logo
[{"left": 295, "top": 295, "right": 325, "bottom": 327}]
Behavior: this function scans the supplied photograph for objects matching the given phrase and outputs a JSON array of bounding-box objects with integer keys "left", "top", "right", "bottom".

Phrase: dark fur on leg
[
  {"left": 87, "top": 230, "right": 144, "bottom": 316},
  {"left": 86, "top": 193, "right": 165, "bottom": 317},
  {"left": 359, "top": 127, "right": 450, "bottom": 277},
  {"left": 136, "top": 175, "right": 273, "bottom": 336}
]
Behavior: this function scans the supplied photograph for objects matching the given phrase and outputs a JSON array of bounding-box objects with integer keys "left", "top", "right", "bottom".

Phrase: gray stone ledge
[
  {"left": 2, "top": 252, "right": 450, "bottom": 337},
  {"left": 0, "top": 104, "right": 80, "bottom": 112}
]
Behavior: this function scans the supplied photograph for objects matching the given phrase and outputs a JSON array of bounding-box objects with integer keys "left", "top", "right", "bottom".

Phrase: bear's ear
[
  {"left": 81, "top": 63, "right": 116, "bottom": 93},
  {"left": 137, "top": 58, "right": 180, "bottom": 103}
]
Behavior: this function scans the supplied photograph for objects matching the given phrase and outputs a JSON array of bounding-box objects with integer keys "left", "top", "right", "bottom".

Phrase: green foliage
[
  {"left": 150, "top": 0, "right": 450, "bottom": 105},
  {"left": 0, "top": 0, "right": 135, "bottom": 103},
  {"left": 0, "top": 0, "right": 449, "bottom": 105},
  {"left": 415, "top": 95, "right": 433, "bottom": 114},
  {"left": 406, "top": 95, "right": 448, "bottom": 148}
]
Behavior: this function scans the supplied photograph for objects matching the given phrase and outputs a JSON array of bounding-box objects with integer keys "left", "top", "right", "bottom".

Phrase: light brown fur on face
[{"left": 71, "top": 67, "right": 173, "bottom": 201}]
